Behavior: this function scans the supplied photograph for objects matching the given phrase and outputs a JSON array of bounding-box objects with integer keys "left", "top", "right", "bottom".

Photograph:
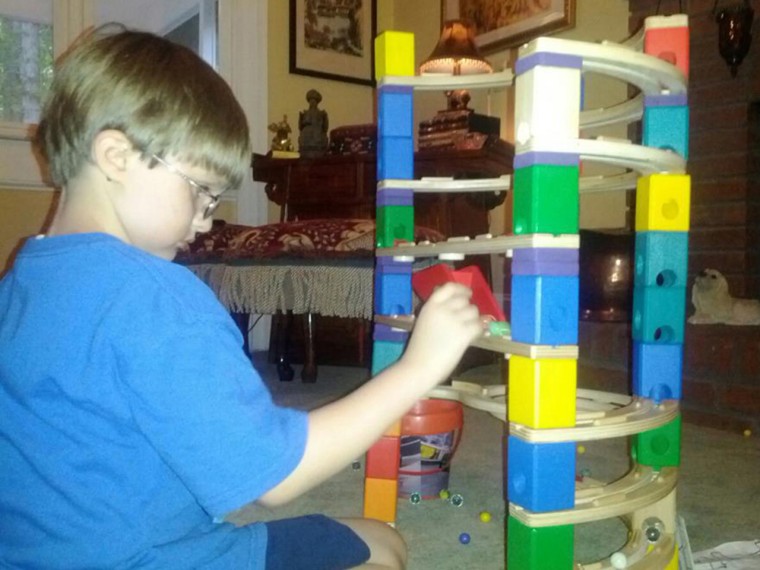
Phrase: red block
[
  {"left": 365, "top": 436, "right": 400, "bottom": 480},
  {"left": 412, "top": 264, "right": 506, "bottom": 321},
  {"left": 644, "top": 25, "right": 689, "bottom": 79}
]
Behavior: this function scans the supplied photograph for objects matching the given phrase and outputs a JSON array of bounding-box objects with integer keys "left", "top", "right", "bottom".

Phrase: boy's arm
[{"left": 256, "top": 282, "right": 482, "bottom": 508}]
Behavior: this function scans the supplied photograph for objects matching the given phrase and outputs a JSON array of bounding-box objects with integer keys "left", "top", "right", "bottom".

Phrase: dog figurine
[{"left": 688, "top": 269, "right": 760, "bottom": 325}]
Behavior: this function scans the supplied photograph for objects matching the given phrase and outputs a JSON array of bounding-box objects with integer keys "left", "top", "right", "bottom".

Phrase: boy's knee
[{"left": 338, "top": 518, "right": 407, "bottom": 570}]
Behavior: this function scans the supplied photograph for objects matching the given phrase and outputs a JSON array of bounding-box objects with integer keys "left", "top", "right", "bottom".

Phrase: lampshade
[{"left": 420, "top": 20, "right": 493, "bottom": 75}]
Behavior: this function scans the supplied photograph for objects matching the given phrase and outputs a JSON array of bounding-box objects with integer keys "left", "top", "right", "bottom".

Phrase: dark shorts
[{"left": 264, "top": 514, "right": 371, "bottom": 570}]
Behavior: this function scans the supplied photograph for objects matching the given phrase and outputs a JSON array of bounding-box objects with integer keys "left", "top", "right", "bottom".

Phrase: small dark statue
[{"left": 298, "top": 89, "right": 329, "bottom": 158}]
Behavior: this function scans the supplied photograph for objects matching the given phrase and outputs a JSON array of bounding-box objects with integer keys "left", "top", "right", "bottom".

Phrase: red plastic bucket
[{"left": 398, "top": 399, "right": 464, "bottom": 499}]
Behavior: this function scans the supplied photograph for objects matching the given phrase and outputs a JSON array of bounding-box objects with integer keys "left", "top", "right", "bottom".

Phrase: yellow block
[
  {"left": 375, "top": 31, "right": 415, "bottom": 80},
  {"left": 509, "top": 356, "right": 577, "bottom": 428},
  {"left": 635, "top": 174, "right": 691, "bottom": 231},
  {"left": 363, "top": 477, "right": 398, "bottom": 523}
]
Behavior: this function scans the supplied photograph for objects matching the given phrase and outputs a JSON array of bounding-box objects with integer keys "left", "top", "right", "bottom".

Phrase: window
[{"left": 0, "top": 4, "right": 53, "bottom": 123}]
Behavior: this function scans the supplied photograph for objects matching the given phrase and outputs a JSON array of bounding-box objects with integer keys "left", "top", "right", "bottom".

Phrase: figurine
[
  {"left": 267, "top": 115, "right": 294, "bottom": 152},
  {"left": 298, "top": 89, "right": 329, "bottom": 158},
  {"left": 688, "top": 268, "right": 760, "bottom": 325}
]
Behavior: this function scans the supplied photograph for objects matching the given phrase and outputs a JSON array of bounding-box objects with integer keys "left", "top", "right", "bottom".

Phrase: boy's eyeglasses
[{"left": 151, "top": 154, "right": 222, "bottom": 219}]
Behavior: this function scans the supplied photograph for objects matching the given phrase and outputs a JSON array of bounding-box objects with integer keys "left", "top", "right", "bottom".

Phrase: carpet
[{"left": 241, "top": 357, "right": 760, "bottom": 569}]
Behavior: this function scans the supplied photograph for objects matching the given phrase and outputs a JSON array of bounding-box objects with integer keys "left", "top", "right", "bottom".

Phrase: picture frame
[
  {"left": 441, "top": 0, "right": 576, "bottom": 54},
  {"left": 290, "top": 0, "right": 377, "bottom": 86}
]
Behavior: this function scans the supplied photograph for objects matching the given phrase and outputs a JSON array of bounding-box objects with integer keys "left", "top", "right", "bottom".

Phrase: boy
[{"left": 0, "top": 28, "right": 482, "bottom": 569}]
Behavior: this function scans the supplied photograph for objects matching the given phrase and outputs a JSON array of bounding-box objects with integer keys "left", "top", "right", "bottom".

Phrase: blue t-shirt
[{"left": 0, "top": 233, "right": 308, "bottom": 569}]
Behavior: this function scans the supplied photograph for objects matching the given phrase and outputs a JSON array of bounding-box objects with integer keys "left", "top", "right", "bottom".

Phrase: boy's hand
[{"left": 400, "top": 282, "right": 482, "bottom": 386}]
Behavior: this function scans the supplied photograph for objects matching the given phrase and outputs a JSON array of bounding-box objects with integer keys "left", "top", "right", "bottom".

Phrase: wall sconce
[{"left": 714, "top": 0, "right": 754, "bottom": 76}]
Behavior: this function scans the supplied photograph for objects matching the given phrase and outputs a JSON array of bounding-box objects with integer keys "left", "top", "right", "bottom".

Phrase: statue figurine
[
  {"left": 267, "top": 114, "right": 295, "bottom": 152},
  {"left": 298, "top": 89, "right": 329, "bottom": 158}
]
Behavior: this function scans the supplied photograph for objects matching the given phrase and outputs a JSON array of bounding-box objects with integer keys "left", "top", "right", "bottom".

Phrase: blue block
[
  {"left": 371, "top": 339, "right": 406, "bottom": 374},
  {"left": 378, "top": 136, "right": 414, "bottom": 180},
  {"left": 507, "top": 436, "right": 576, "bottom": 512},
  {"left": 643, "top": 104, "right": 689, "bottom": 158},
  {"left": 633, "top": 342, "right": 683, "bottom": 402},
  {"left": 635, "top": 231, "right": 689, "bottom": 289},
  {"left": 632, "top": 285, "right": 686, "bottom": 343},
  {"left": 374, "top": 257, "right": 413, "bottom": 315},
  {"left": 510, "top": 275, "right": 578, "bottom": 345},
  {"left": 512, "top": 248, "right": 579, "bottom": 276},
  {"left": 378, "top": 85, "right": 414, "bottom": 138}
]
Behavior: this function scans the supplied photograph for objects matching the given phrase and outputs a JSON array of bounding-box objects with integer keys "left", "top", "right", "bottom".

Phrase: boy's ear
[{"left": 92, "top": 129, "right": 133, "bottom": 183}]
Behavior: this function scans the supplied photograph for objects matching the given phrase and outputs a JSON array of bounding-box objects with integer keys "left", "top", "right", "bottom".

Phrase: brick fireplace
[{"left": 576, "top": 0, "right": 760, "bottom": 434}]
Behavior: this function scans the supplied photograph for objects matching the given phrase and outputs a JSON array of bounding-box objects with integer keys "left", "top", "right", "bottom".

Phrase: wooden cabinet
[{"left": 252, "top": 139, "right": 514, "bottom": 235}]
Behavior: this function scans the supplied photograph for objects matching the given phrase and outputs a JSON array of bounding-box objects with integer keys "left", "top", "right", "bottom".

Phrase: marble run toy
[{"left": 366, "top": 14, "right": 689, "bottom": 570}]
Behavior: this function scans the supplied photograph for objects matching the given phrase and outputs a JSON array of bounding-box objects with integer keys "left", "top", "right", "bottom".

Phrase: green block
[
  {"left": 507, "top": 516, "right": 574, "bottom": 570},
  {"left": 633, "top": 415, "right": 682, "bottom": 469},
  {"left": 513, "top": 164, "right": 579, "bottom": 235},
  {"left": 376, "top": 205, "right": 414, "bottom": 247}
]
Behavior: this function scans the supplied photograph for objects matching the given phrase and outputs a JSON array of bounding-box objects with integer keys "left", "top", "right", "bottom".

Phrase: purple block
[
  {"left": 373, "top": 323, "right": 409, "bottom": 343},
  {"left": 513, "top": 152, "right": 580, "bottom": 169},
  {"left": 512, "top": 248, "right": 579, "bottom": 276},
  {"left": 377, "top": 188, "right": 413, "bottom": 207},
  {"left": 644, "top": 93, "right": 688, "bottom": 107},
  {"left": 515, "top": 52, "right": 583, "bottom": 75},
  {"left": 376, "top": 256, "right": 413, "bottom": 273}
]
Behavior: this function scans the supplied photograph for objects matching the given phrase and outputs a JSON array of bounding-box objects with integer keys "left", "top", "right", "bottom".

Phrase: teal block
[
  {"left": 633, "top": 415, "right": 682, "bottom": 469},
  {"left": 371, "top": 340, "right": 406, "bottom": 374},
  {"left": 632, "top": 285, "right": 686, "bottom": 343},
  {"left": 634, "top": 231, "right": 689, "bottom": 289},
  {"left": 513, "top": 164, "right": 579, "bottom": 235},
  {"left": 376, "top": 205, "right": 414, "bottom": 247},
  {"left": 643, "top": 105, "right": 689, "bottom": 158}
]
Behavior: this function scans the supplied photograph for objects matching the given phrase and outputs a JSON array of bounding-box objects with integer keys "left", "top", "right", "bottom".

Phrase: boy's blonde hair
[{"left": 37, "top": 26, "right": 250, "bottom": 189}]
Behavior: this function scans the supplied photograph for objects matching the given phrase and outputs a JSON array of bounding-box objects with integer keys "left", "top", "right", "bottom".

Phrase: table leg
[
  {"left": 301, "top": 312, "right": 318, "bottom": 383},
  {"left": 275, "top": 311, "right": 295, "bottom": 382}
]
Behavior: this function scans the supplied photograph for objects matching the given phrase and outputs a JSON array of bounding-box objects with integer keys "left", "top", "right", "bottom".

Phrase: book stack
[{"left": 418, "top": 109, "right": 500, "bottom": 150}]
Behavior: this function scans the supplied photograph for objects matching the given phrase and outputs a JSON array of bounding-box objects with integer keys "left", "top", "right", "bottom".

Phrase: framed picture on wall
[
  {"left": 290, "top": 0, "right": 377, "bottom": 86},
  {"left": 441, "top": 0, "right": 576, "bottom": 53}
]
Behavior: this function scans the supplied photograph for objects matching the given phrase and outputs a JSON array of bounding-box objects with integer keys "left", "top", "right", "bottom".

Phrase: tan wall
[{"left": 0, "top": 189, "right": 56, "bottom": 274}]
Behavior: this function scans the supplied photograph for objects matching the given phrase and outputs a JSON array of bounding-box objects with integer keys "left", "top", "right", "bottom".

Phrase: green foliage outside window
[{"left": 0, "top": 15, "right": 53, "bottom": 123}]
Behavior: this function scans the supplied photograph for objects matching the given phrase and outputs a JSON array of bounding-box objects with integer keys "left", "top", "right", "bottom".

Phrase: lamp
[
  {"left": 714, "top": 0, "right": 754, "bottom": 77},
  {"left": 418, "top": 20, "right": 499, "bottom": 150},
  {"left": 420, "top": 19, "right": 493, "bottom": 76}
]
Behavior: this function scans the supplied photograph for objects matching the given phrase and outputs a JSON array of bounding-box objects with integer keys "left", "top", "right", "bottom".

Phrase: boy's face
[{"left": 115, "top": 152, "right": 224, "bottom": 260}]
